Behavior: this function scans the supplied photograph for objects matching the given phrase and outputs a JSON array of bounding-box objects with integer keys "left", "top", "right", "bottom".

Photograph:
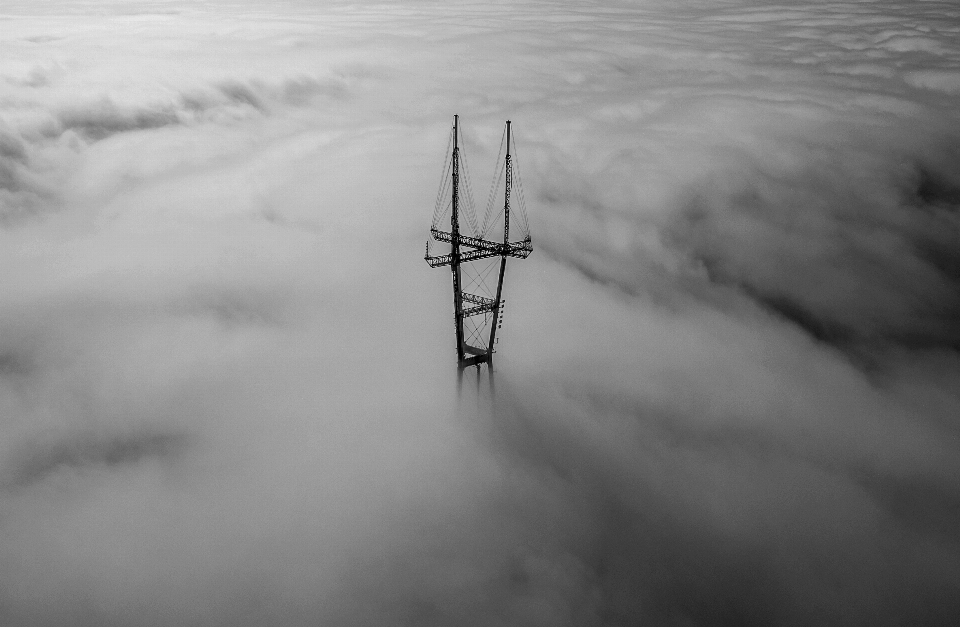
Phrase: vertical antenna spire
[
  {"left": 504, "top": 120, "right": 511, "bottom": 245},
  {"left": 488, "top": 120, "right": 511, "bottom": 357},
  {"left": 450, "top": 115, "right": 465, "bottom": 364}
]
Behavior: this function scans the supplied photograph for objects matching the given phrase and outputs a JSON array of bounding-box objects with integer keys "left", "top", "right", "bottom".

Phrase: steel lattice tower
[{"left": 425, "top": 115, "right": 532, "bottom": 371}]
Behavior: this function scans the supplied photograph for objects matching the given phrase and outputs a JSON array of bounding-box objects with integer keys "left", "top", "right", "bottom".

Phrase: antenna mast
[
  {"left": 450, "top": 115, "right": 466, "bottom": 364},
  {"left": 426, "top": 116, "right": 532, "bottom": 371}
]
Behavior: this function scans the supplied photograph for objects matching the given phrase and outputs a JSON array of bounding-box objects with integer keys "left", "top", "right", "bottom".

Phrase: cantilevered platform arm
[
  {"left": 461, "top": 302, "right": 497, "bottom": 318},
  {"left": 425, "top": 236, "right": 532, "bottom": 268},
  {"left": 460, "top": 292, "right": 495, "bottom": 306},
  {"left": 430, "top": 228, "right": 514, "bottom": 254}
]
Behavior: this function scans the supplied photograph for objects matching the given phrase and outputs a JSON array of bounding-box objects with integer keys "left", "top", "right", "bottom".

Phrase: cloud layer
[{"left": 1, "top": 1, "right": 959, "bottom": 625}]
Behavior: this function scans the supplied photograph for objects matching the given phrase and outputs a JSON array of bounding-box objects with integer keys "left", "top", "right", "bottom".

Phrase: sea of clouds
[{"left": 1, "top": 1, "right": 959, "bottom": 625}]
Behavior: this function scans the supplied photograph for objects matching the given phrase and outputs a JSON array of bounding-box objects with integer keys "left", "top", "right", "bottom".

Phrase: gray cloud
[
  {"left": 0, "top": 72, "right": 350, "bottom": 223},
  {"left": 534, "top": 107, "right": 960, "bottom": 355},
  {"left": 0, "top": 1, "right": 958, "bottom": 625},
  {"left": 54, "top": 99, "right": 182, "bottom": 142},
  {"left": 3, "top": 430, "right": 189, "bottom": 491}
]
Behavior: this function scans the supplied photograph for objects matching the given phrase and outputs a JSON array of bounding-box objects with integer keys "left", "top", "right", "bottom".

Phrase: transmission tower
[{"left": 425, "top": 115, "right": 532, "bottom": 371}]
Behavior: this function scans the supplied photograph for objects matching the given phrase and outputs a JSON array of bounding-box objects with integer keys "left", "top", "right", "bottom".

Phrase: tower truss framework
[{"left": 425, "top": 115, "right": 532, "bottom": 370}]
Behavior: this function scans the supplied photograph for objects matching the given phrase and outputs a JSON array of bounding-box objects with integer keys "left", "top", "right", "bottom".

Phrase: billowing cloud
[{"left": 1, "top": 1, "right": 959, "bottom": 625}]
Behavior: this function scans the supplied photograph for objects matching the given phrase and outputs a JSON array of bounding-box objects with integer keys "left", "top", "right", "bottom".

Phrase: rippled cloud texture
[{"left": 1, "top": 1, "right": 959, "bottom": 625}]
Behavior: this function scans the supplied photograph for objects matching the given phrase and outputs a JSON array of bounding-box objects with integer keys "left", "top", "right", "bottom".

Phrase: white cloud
[{"left": 1, "top": 1, "right": 959, "bottom": 625}]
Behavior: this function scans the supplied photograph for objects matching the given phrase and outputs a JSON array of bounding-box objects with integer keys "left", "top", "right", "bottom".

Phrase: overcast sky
[{"left": 1, "top": 1, "right": 959, "bottom": 625}]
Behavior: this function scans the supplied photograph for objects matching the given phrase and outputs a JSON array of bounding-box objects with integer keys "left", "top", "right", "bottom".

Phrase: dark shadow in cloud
[
  {"left": 0, "top": 188, "right": 49, "bottom": 224},
  {"left": 915, "top": 165, "right": 960, "bottom": 208},
  {"left": 217, "top": 81, "right": 268, "bottom": 113},
  {"left": 0, "top": 130, "right": 27, "bottom": 163},
  {"left": 0, "top": 350, "right": 33, "bottom": 379},
  {"left": 279, "top": 76, "right": 348, "bottom": 106},
  {"left": 491, "top": 381, "right": 960, "bottom": 627},
  {"left": 856, "top": 469, "right": 960, "bottom": 540},
  {"left": 0, "top": 125, "right": 55, "bottom": 223},
  {"left": 177, "top": 76, "right": 350, "bottom": 118},
  {"left": 258, "top": 206, "right": 324, "bottom": 234},
  {"left": 46, "top": 76, "right": 349, "bottom": 144},
  {"left": 175, "top": 288, "right": 281, "bottom": 328},
  {"left": 55, "top": 98, "right": 181, "bottom": 142},
  {"left": 2, "top": 430, "right": 189, "bottom": 491},
  {"left": 0, "top": 73, "right": 348, "bottom": 223},
  {"left": 713, "top": 276, "right": 855, "bottom": 348},
  {"left": 488, "top": 391, "right": 789, "bottom": 627},
  {"left": 2, "top": 63, "right": 54, "bottom": 87},
  {"left": 535, "top": 126, "right": 960, "bottom": 362},
  {"left": 0, "top": 129, "right": 29, "bottom": 193},
  {"left": 665, "top": 151, "right": 960, "bottom": 353},
  {"left": 23, "top": 36, "right": 64, "bottom": 45}
]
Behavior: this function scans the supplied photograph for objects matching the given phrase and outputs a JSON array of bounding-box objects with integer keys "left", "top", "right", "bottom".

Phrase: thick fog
[{"left": 1, "top": 1, "right": 959, "bottom": 625}]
